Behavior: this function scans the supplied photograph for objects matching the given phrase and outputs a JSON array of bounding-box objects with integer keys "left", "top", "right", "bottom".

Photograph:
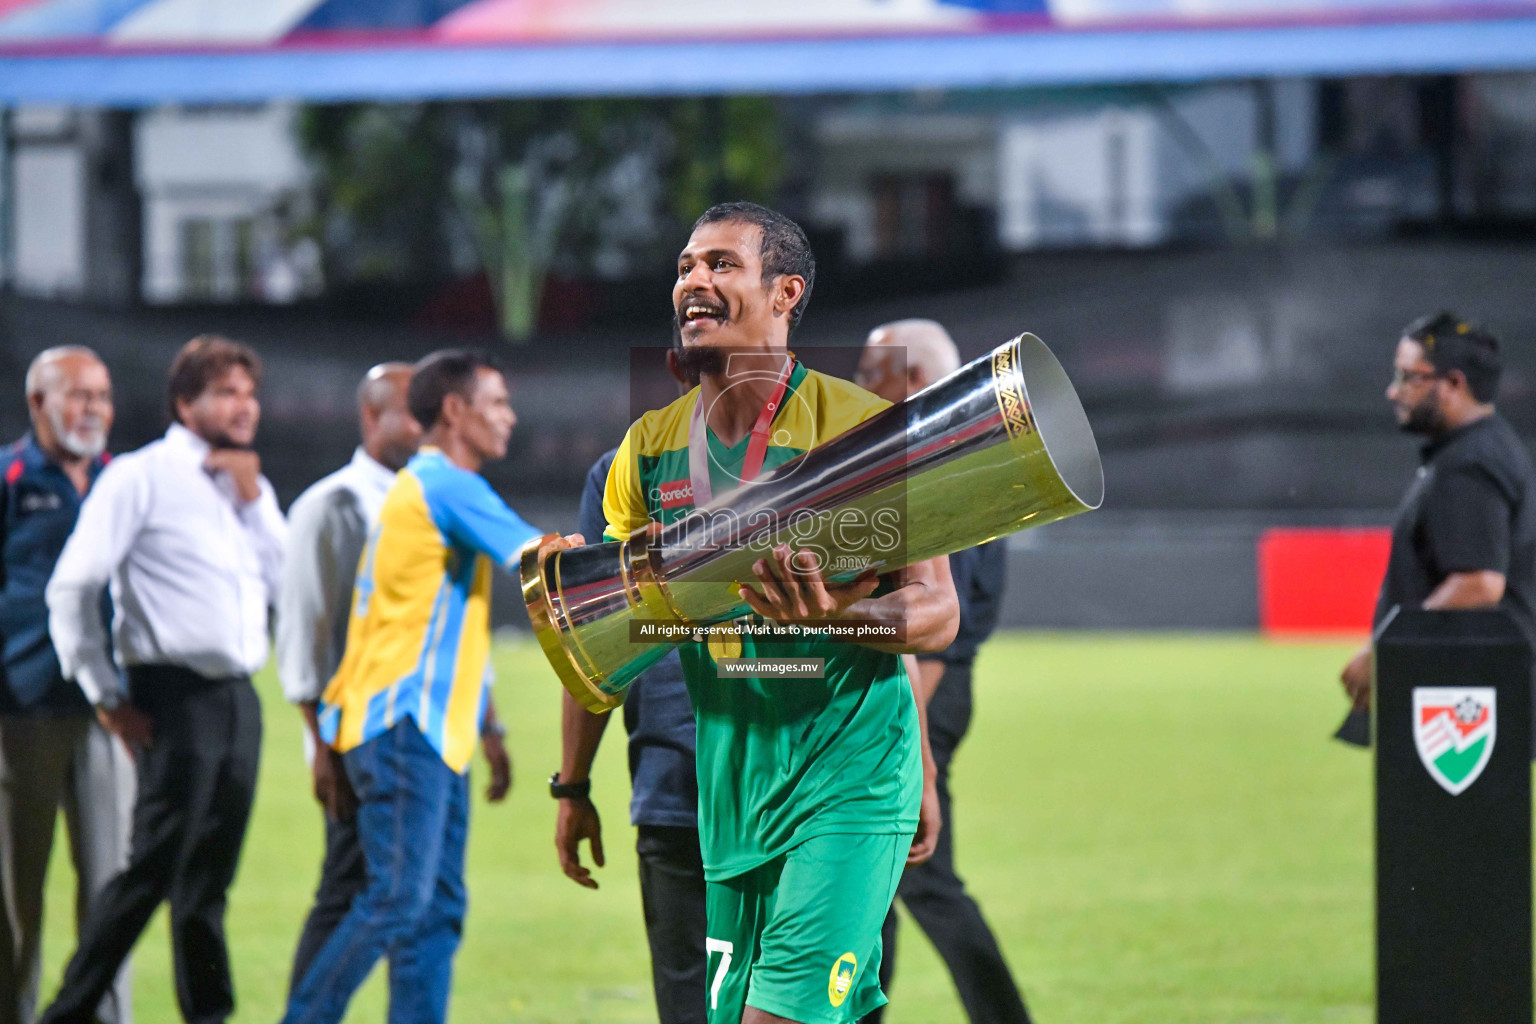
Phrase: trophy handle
[{"left": 520, "top": 534, "right": 625, "bottom": 712}]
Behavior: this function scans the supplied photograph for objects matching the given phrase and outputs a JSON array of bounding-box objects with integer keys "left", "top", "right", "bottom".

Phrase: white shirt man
[
  {"left": 277, "top": 363, "right": 416, "bottom": 994},
  {"left": 277, "top": 444, "right": 398, "bottom": 709},
  {"left": 49, "top": 422, "right": 284, "bottom": 704},
  {"left": 276, "top": 363, "right": 512, "bottom": 1001},
  {"left": 39, "top": 335, "right": 284, "bottom": 1024}
]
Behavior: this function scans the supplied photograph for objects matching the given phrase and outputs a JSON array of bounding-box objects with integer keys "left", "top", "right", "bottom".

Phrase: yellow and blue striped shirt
[{"left": 320, "top": 447, "right": 540, "bottom": 772}]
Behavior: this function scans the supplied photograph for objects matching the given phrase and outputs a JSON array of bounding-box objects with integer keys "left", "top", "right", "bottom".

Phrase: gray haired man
[
  {"left": 0, "top": 347, "right": 134, "bottom": 1024},
  {"left": 858, "top": 321, "right": 1033, "bottom": 1024}
]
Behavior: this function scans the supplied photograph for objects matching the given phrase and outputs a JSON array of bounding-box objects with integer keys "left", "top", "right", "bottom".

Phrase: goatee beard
[
  {"left": 49, "top": 409, "right": 106, "bottom": 459},
  {"left": 61, "top": 430, "right": 105, "bottom": 459},
  {"left": 205, "top": 430, "right": 252, "bottom": 451},
  {"left": 674, "top": 344, "right": 727, "bottom": 386},
  {"left": 1398, "top": 400, "right": 1445, "bottom": 436}
]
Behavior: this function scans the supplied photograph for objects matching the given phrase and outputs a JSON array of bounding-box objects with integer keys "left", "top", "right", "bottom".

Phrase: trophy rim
[
  {"left": 1011, "top": 332, "right": 1105, "bottom": 511},
  {"left": 519, "top": 536, "right": 623, "bottom": 713}
]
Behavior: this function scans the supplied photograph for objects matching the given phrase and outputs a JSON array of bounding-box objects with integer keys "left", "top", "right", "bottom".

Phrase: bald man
[
  {"left": 277, "top": 365, "right": 424, "bottom": 988},
  {"left": 279, "top": 364, "right": 513, "bottom": 990},
  {"left": 0, "top": 348, "right": 134, "bottom": 1024},
  {"left": 858, "top": 322, "right": 1033, "bottom": 1024}
]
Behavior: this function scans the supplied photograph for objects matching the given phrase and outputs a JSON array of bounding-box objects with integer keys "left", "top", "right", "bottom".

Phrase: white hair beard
[{"left": 47, "top": 405, "right": 106, "bottom": 460}]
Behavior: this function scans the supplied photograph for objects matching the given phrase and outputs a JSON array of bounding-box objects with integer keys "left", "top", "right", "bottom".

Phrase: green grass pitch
[{"left": 40, "top": 632, "right": 1373, "bottom": 1023}]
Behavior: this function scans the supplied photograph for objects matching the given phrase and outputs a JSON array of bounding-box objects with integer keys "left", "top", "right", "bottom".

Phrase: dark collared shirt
[
  {"left": 1375, "top": 414, "right": 1536, "bottom": 646},
  {"left": 921, "top": 541, "right": 1008, "bottom": 666},
  {"left": 579, "top": 449, "right": 697, "bottom": 829},
  {"left": 0, "top": 435, "right": 108, "bottom": 716}
]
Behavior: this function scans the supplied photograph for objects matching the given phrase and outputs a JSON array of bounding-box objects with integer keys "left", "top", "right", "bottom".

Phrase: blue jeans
[{"left": 281, "top": 719, "right": 468, "bottom": 1024}]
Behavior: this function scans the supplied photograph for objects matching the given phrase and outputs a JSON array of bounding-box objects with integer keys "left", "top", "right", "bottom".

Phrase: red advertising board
[{"left": 1258, "top": 527, "right": 1391, "bottom": 637}]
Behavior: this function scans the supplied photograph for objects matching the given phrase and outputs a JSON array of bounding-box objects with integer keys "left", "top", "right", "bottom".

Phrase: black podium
[{"left": 1375, "top": 608, "right": 1531, "bottom": 1024}]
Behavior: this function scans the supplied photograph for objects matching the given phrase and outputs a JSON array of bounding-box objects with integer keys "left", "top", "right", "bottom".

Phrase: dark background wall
[{"left": 6, "top": 238, "right": 1527, "bottom": 628}]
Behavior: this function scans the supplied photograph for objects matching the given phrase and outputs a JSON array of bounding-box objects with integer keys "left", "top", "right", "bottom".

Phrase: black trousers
[
  {"left": 38, "top": 666, "right": 262, "bottom": 1024},
  {"left": 286, "top": 807, "right": 366, "bottom": 993},
  {"left": 636, "top": 824, "right": 708, "bottom": 1024},
  {"left": 868, "top": 663, "right": 1032, "bottom": 1024}
]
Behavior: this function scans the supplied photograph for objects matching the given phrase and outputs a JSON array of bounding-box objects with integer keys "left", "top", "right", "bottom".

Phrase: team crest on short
[
  {"left": 827, "top": 952, "right": 857, "bottom": 1007},
  {"left": 1414, "top": 687, "right": 1496, "bottom": 796}
]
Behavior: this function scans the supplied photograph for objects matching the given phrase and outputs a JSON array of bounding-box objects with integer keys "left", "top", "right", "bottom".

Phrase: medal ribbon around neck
[{"left": 687, "top": 353, "right": 796, "bottom": 508}]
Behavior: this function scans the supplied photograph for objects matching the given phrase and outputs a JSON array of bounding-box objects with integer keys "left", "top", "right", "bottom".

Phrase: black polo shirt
[
  {"left": 919, "top": 541, "right": 1007, "bottom": 667},
  {"left": 1374, "top": 414, "right": 1536, "bottom": 647}
]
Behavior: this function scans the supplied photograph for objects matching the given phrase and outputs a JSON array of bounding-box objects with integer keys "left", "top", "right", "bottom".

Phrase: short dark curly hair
[
  {"left": 1403, "top": 311, "right": 1501, "bottom": 403},
  {"left": 692, "top": 202, "right": 816, "bottom": 335}
]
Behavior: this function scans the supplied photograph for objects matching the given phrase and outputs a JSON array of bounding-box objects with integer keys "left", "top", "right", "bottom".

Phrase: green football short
[{"left": 705, "top": 832, "right": 912, "bottom": 1024}]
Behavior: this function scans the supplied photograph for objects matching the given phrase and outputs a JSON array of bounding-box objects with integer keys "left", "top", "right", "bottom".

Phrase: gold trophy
[{"left": 522, "top": 332, "right": 1103, "bottom": 711}]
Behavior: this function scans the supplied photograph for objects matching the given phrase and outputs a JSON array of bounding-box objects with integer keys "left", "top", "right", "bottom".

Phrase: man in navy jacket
[{"left": 0, "top": 347, "right": 133, "bottom": 1024}]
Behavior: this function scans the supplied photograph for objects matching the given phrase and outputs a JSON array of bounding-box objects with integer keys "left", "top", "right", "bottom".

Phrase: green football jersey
[{"left": 605, "top": 360, "right": 922, "bottom": 881}]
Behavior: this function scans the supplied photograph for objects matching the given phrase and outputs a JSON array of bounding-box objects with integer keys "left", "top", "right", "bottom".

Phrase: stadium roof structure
[{"left": 1, "top": 0, "right": 1535, "bottom": 106}]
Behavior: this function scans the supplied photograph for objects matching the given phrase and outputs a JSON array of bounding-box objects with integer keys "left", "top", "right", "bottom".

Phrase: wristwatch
[
  {"left": 94, "top": 690, "right": 124, "bottom": 713},
  {"left": 480, "top": 719, "right": 508, "bottom": 739},
  {"left": 548, "top": 772, "right": 591, "bottom": 800}
]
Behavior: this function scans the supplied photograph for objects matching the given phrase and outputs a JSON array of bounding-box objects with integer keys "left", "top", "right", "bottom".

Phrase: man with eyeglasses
[{"left": 1338, "top": 312, "right": 1536, "bottom": 743}]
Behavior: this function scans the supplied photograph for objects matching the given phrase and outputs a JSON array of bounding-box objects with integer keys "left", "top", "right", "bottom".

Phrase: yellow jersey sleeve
[
  {"left": 603, "top": 424, "right": 650, "bottom": 542},
  {"left": 813, "top": 370, "right": 893, "bottom": 444},
  {"left": 850, "top": 391, "right": 892, "bottom": 428}
]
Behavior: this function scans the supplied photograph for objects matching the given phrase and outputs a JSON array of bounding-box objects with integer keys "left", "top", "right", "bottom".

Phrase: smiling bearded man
[{"left": 596, "top": 202, "right": 958, "bottom": 1024}]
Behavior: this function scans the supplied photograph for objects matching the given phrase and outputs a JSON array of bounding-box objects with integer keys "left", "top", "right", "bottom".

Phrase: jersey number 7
[{"left": 706, "top": 937, "right": 734, "bottom": 1011}]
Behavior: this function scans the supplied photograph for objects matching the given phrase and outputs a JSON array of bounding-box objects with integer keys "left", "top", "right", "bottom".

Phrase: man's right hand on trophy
[{"left": 739, "top": 543, "right": 879, "bottom": 624}]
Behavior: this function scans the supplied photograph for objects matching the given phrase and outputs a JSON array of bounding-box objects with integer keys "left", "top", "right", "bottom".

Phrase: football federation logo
[
  {"left": 827, "top": 952, "right": 858, "bottom": 1007},
  {"left": 1414, "top": 687, "right": 1496, "bottom": 796}
]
